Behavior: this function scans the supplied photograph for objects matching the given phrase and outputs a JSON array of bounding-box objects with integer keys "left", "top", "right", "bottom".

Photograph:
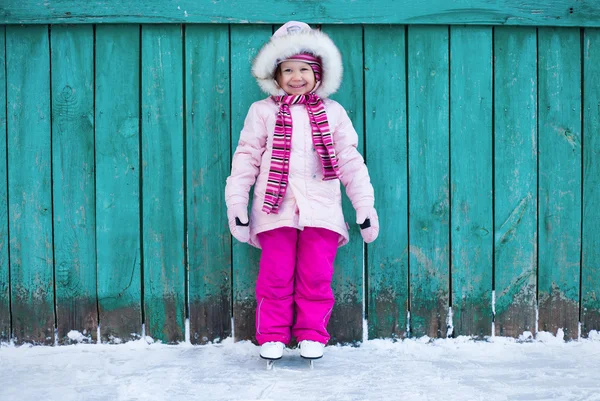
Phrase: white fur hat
[{"left": 252, "top": 21, "right": 343, "bottom": 98}]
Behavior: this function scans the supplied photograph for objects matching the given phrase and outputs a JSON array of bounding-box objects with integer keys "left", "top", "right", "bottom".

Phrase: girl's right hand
[{"left": 227, "top": 204, "right": 250, "bottom": 243}]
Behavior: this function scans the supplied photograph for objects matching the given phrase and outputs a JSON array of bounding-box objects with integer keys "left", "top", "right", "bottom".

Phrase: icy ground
[{"left": 2, "top": 331, "right": 600, "bottom": 401}]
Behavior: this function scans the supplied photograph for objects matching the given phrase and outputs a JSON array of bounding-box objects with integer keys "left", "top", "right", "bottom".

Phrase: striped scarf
[{"left": 262, "top": 93, "right": 340, "bottom": 214}]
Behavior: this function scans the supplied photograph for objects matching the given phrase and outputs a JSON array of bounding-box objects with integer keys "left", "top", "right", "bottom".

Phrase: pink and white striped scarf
[{"left": 262, "top": 93, "right": 340, "bottom": 214}]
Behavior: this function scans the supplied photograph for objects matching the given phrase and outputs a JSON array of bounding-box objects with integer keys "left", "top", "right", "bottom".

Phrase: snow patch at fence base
[{"left": 2, "top": 332, "right": 600, "bottom": 401}]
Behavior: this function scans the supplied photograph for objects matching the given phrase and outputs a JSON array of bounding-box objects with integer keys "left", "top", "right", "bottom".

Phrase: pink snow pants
[{"left": 255, "top": 226, "right": 339, "bottom": 345}]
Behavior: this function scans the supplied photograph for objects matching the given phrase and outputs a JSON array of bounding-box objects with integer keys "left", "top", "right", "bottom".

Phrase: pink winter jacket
[{"left": 225, "top": 97, "right": 375, "bottom": 248}]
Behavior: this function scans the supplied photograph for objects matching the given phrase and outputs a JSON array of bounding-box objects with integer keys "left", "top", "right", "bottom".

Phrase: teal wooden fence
[{"left": 1, "top": 1, "right": 599, "bottom": 345}]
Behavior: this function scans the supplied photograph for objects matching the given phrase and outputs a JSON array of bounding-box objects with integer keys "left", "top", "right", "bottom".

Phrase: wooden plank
[
  {"left": 3, "top": 0, "right": 600, "bottom": 27},
  {"left": 325, "top": 25, "right": 365, "bottom": 344},
  {"left": 6, "top": 25, "right": 54, "bottom": 344},
  {"left": 450, "top": 26, "right": 493, "bottom": 337},
  {"left": 407, "top": 25, "right": 450, "bottom": 338},
  {"left": 141, "top": 24, "right": 185, "bottom": 343},
  {"left": 230, "top": 24, "right": 271, "bottom": 342},
  {"left": 0, "top": 25, "right": 9, "bottom": 342},
  {"left": 50, "top": 24, "right": 97, "bottom": 344},
  {"left": 95, "top": 24, "right": 142, "bottom": 342},
  {"left": 538, "top": 27, "right": 581, "bottom": 340},
  {"left": 582, "top": 28, "right": 600, "bottom": 336},
  {"left": 493, "top": 26, "right": 537, "bottom": 337},
  {"left": 364, "top": 25, "right": 408, "bottom": 340},
  {"left": 186, "top": 24, "right": 232, "bottom": 344}
]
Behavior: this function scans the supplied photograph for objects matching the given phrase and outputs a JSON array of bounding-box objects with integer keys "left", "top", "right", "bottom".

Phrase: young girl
[{"left": 225, "top": 21, "right": 379, "bottom": 361}]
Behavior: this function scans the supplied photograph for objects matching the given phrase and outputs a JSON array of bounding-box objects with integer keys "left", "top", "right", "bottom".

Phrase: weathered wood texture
[
  {"left": 0, "top": 25, "right": 10, "bottom": 342},
  {"left": 537, "top": 27, "right": 582, "bottom": 340},
  {"left": 95, "top": 24, "right": 143, "bottom": 342},
  {"left": 50, "top": 25, "right": 98, "bottom": 344},
  {"left": 186, "top": 24, "right": 232, "bottom": 344},
  {"left": 364, "top": 25, "right": 409, "bottom": 340},
  {"left": 3, "top": 23, "right": 600, "bottom": 343},
  {"left": 230, "top": 24, "right": 271, "bottom": 342},
  {"left": 450, "top": 26, "right": 493, "bottom": 338},
  {"left": 2, "top": 1, "right": 600, "bottom": 27},
  {"left": 326, "top": 25, "right": 365, "bottom": 344},
  {"left": 493, "top": 26, "right": 538, "bottom": 337},
  {"left": 582, "top": 28, "right": 600, "bottom": 336},
  {"left": 408, "top": 26, "right": 450, "bottom": 338},
  {"left": 6, "top": 25, "right": 55, "bottom": 344},
  {"left": 141, "top": 24, "right": 186, "bottom": 343}
]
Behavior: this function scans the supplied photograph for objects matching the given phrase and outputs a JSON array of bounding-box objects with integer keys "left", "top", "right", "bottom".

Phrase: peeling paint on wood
[
  {"left": 141, "top": 24, "right": 186, "bottom": 343},
  {"left": 582, "top": 28, "right": 600, "bottom": 337},
  {"left": 2, "top": 21, "right": 599, "bottom": 343},
  {"left": 538, "top": 286, "right": 579, "bottom": 339},
  {"left": 233, "top": 298, "right": 257, "bottom": 342},
  {"left": 186, "top": 24, "right": 233, "bottom": 344},
  {"left": 51, "top": 24, "right": 98, "bottom": 344},
  {"left": 494, "top": 26, "right": 538, "bottom": 337},
  {"left": 365, "top": 24, "right": 409, "bottom": 340},
  {"left": 450, "top": 25, "right": 493, "bottom": 337},
  {"left": 7, "top": 25, "right": 54, "bottom": 344},
  {"left": 538, "top": 27, "right": 582, "bottom": 340},
  {"left": 329, "top": 298, "right": 362, "bottom": 345},
  {"left": 0, "top": 25, "right": 10, "bottom": 342},
  {"left": 95, "top": 24, "right": 143, "bottom": 343},
  {"left": 408, "top": 26, "right": 450, "bottom": 339},
  {"left": 410, "top": 297, "right": 449, "bottom": 338},
  {"left": 190, "top": 294, "right": 232, "bottom": 344}
]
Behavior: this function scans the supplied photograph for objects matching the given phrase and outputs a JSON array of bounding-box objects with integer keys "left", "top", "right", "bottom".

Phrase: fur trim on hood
[{"left": 252, "top": 24, "right": 343, "bottom": 99}]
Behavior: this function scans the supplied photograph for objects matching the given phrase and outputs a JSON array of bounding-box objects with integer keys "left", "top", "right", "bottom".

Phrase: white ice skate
[
  {"left": 299, "top": 340, "right": 324, "bottom": 369},
  {"left": 260, "top": 341, "right": 284, "bottom": 370}
]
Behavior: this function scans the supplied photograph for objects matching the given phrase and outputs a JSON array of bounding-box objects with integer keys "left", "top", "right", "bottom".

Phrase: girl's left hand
[{"left": 356, "top": 207, "right": 379, "bottom": 243}]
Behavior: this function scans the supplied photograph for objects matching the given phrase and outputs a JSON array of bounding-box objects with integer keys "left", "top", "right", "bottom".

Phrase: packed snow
[{"left": 2, "top": 330, "right": 600, "bottom": 401}]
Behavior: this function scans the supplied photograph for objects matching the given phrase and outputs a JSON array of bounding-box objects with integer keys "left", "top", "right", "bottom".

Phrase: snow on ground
[{"left": 2, "top": 332, "right": 600, "bottom": 401}]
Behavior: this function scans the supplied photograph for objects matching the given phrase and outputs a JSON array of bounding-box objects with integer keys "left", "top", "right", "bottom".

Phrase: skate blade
[
  {"left": 300, "top": 355, "right": 321, "bottom": 369},
  {"left": 260, "top": 355, "right": 281, "bottom": 370}
]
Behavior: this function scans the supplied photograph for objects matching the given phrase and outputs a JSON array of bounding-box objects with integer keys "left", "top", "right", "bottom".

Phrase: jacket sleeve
[
  {"left": 332, "top": 104, "right": 375, "bottom": 211},
  {"left": 225, "top": 102, "right": 268, "bottom": 207}
]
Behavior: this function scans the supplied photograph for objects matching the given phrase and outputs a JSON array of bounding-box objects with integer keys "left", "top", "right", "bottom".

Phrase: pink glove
[
  {"left": 356, "top": 207, "right": 379, "bottom": 243},
  {"left": 227, "top": 204, "right": 250, "bottom": 243}
]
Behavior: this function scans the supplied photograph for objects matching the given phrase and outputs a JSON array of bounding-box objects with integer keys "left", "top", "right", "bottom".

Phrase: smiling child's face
[{"left": 276, "top": 60, "right": 316, "bottom": 95}]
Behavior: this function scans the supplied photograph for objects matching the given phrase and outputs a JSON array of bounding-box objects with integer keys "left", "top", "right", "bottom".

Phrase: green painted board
[
  {"left": 0, "top": 25, "right": 9, "bottom": 342},
  {"left": 4, "top": 1, "right": 600, "bottom": 27},
  {"left": 325, "top": 25, "right": 365, "bottom": 344},
  {"left": 6, "top": 25, "right": 54, "bottom": 344},
  {"left": 538, "top": 27, "right": 581, "bottom": 340},
  {"left": 408, "top": 25, "right": 450, "bottom": 338},
  {"left": 493, "top": 26, "right": 538, "bottom": 337},
  {"left": 141, "top": 24, "right": 185, "bottom": 343},
  {"left": 95, "top": 24, "right": 142, "bottom": 342},
  {"left": 582, "top": 28, "right": 600, "bottom": 336},
  {"left": 450, "top": 26, "right": 493, "bottom": 337},
  {"left": 186, "top": 24, "right": 232, "bottom": 344},
  {"left": 50, "top": 25, "right": 97, "bottom": 344},
  {"left": 230, "top": 24, "right": 272, "bottom": 342},
  {"left": 364, "top": 25, "right": 408, "bottom": 340}
]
